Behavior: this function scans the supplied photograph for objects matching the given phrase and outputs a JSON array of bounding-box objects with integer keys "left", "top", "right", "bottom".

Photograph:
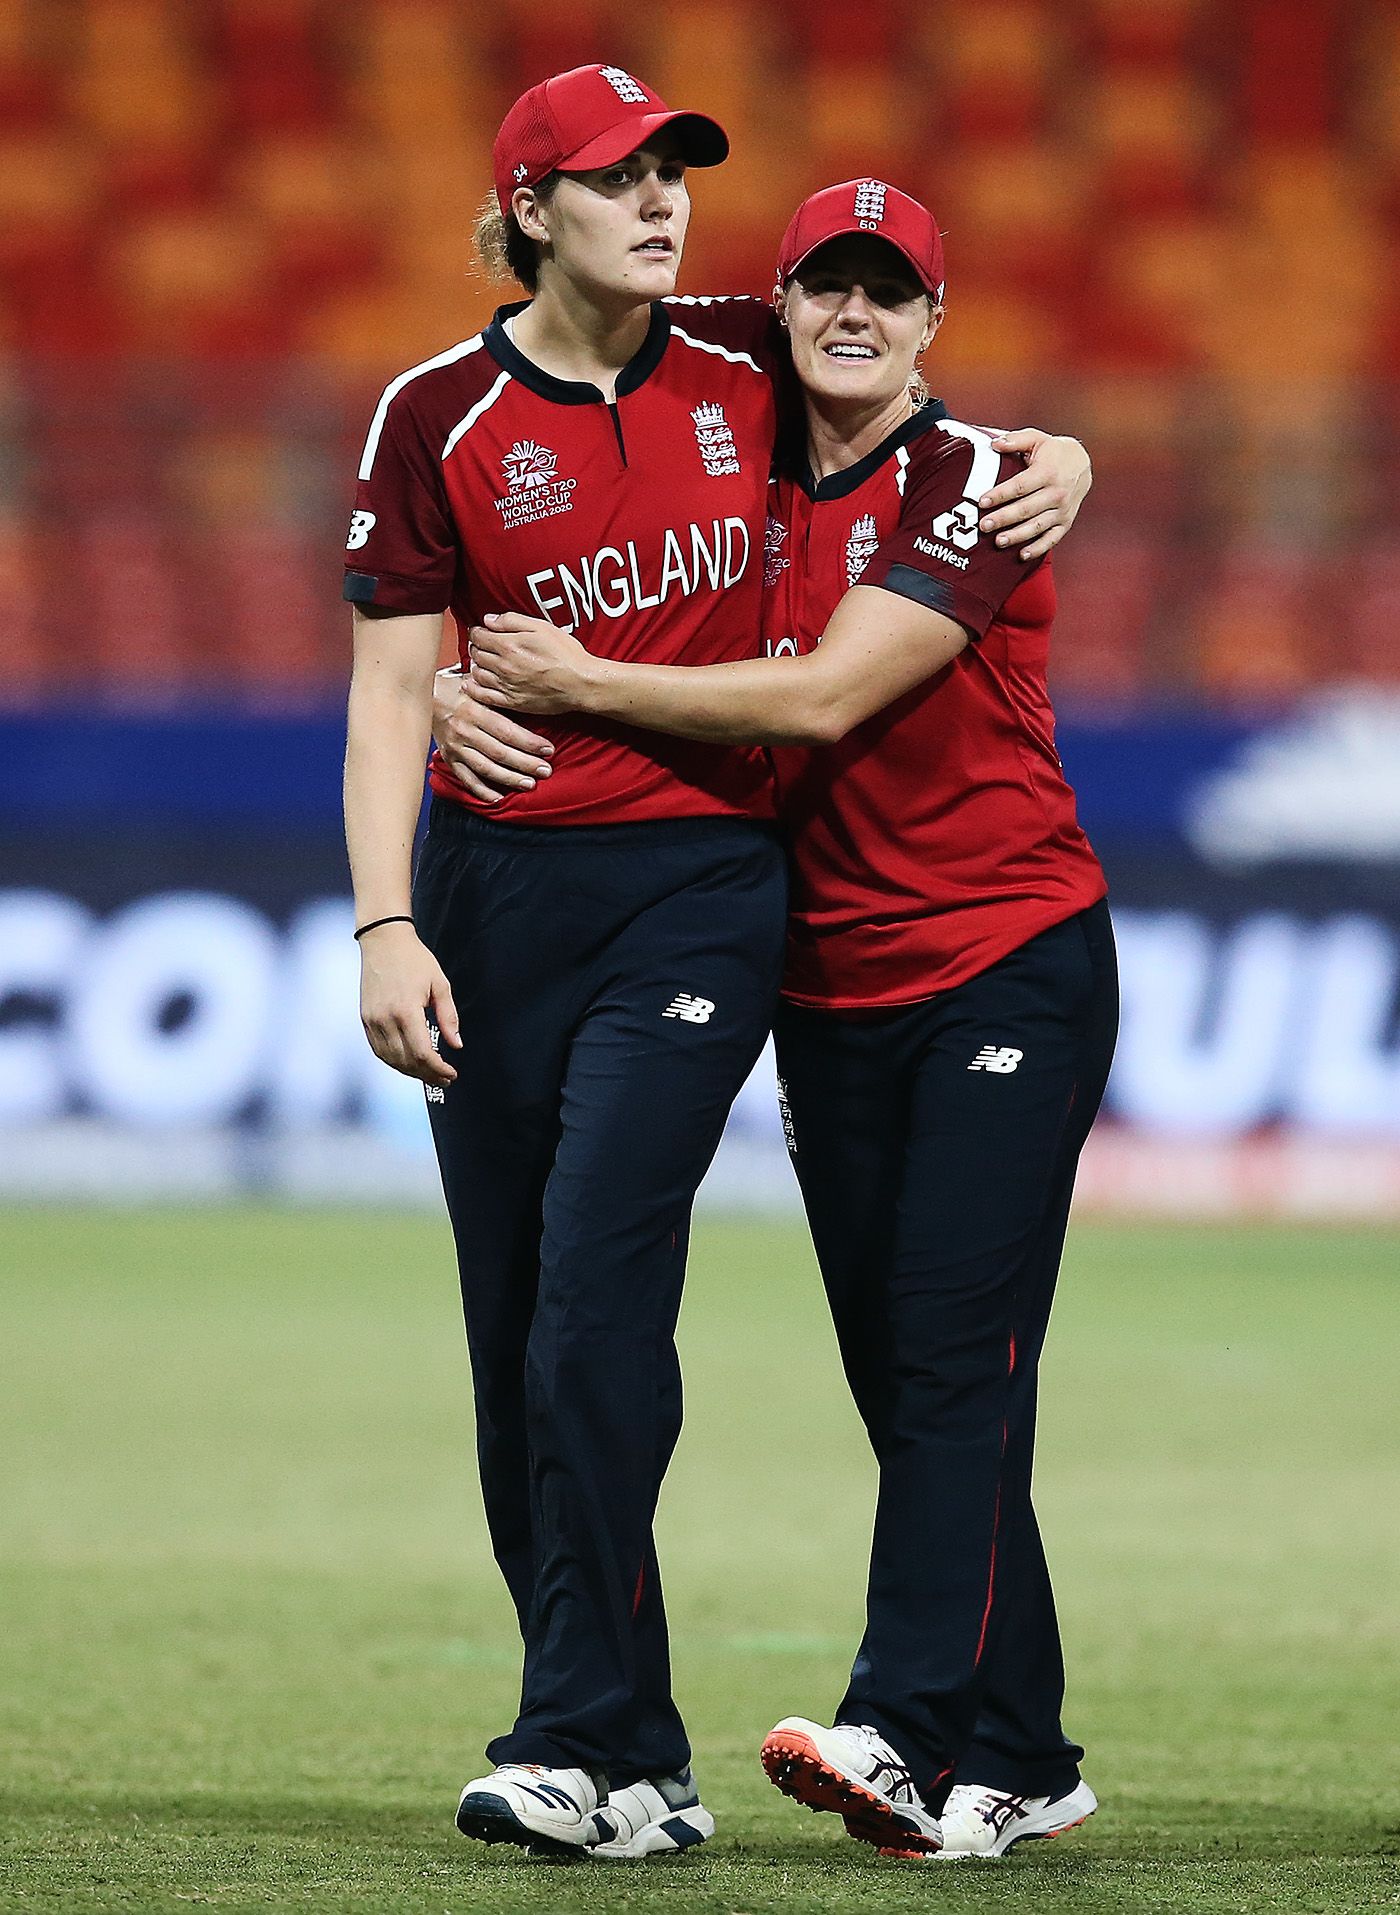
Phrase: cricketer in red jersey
[
  {"left": 344, "top": 295, "right": 784, "bottom": 826},
  {"left": 764, "top": 401, "right": 1107, "bottom": 1009},
  {"left": 343, "top": 68, "right": 797, "bottom": 1843}
]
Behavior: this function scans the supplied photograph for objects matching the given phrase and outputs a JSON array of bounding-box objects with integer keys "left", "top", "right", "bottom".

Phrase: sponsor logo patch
[
  {"left": 931, "top": 499, "right": 980, "bottom": 551},
  {"left": 913, "top": 534, "right": 970, "bottom": 571},
  {"left": 345, "top": 510, "right": 376, "bottom": 551}
]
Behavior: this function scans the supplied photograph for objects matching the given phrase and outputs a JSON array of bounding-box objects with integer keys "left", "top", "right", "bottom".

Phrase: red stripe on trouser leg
[
  {"left": 633, "top": 1562, "right": 646, "bottom": 1616},
  {"left": 974, "top": 1329, "right": 1016, "bottom": 1667}
]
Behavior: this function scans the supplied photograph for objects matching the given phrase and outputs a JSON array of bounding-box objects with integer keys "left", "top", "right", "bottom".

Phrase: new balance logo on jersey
[
  {"left": 845, "top": 512, "right": 879, "bottom": 586},
  {"left": 600, "top": 65, "right": 648, "bottom": 103},
  {"left": 913, "top": 534, "right": 970, "bottom": 571},
  {"left": 345, "top": 510, "right": 376, "bottom": 550},
  {"left": 497, "top": 441, "right": 577, "bottom": 529},
  {"left": 931, "top": 499, "right": 980, "bottom": 550},
  {"left": 663, "top": 993, "right": 715, "bottom": 1023},
  {"left": 692, "top": 402, "right": 741, "bottom": 477},
  {"left": 968, "top": 1045, "right": 1023, "bottom": 1073},
  {"left": 854, "top": 178, "right": 888, "bottom": 227}
]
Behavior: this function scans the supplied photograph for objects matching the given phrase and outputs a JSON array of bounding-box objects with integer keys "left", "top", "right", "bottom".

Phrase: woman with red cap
[
  {"left": 344, "top": 62, "right": 1090, "bottom": 1862},
  {"left": 469, "top": 178, "right": 1114, "bottom": 1864}
]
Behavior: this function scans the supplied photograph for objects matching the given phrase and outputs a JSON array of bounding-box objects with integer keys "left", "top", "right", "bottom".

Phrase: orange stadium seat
[
  {"left": 0, "top": 522, "right": 54, "bottom": 705},
  {"left": 218, "top": 0, "right": 333, "bottom": 133},
  {"left": 934, "top": 2, "right": 1060, "bottom": 143},
  {"left": 1048, "top": 534, "right": 1158, "bottom": 704}
]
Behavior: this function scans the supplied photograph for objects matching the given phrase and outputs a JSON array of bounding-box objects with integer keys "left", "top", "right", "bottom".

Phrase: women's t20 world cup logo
[
  {"left": 502, "top": 441, "right": 557, "bottom": 491},
  {"left": 495, "top": 440, "right": 577, "bottom": 528}
]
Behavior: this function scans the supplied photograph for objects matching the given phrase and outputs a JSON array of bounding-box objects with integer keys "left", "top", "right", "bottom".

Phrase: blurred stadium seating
[{"left": 0, "top": 0, "right": 1397, "bottom": 708}]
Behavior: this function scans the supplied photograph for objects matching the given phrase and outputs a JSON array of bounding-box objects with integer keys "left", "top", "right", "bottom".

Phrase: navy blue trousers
[
  {"left": 412, "top": 802, "right": 787, "bottom": 1783},
  {"left": 774, "top": 900, "right": 1119, "bottom": 1809}
]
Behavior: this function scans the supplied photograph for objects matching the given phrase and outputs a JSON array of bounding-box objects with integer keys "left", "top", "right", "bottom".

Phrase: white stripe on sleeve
[
  {"left": 441, "top": 369, "right": 511, "bottom": 461},
  {"left": 357, "top": 335, "right": 484, "bottom": 481},
  {"left": 936, "top": 418, "right": 1002, "bottom": 503},
  {"left": 668, "top": 324, "right": 764, "bottom": 374}
]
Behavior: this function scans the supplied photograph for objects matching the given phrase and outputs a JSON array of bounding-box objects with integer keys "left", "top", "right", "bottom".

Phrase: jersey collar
[
  {"left": 483, "top": 300, "right": 672, "bottom": 404},
  {"left": 788, "top": 397, "right": 949, "bottom": 502}
]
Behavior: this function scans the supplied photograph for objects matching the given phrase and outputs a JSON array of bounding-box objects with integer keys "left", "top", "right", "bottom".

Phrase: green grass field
[{"left": 2, "top": 1208, "right": 1398, "bottom": 1914}]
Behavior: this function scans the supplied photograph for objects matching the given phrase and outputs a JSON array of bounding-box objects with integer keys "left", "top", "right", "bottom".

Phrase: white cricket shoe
[
  {"left": 909, "top": 1777, "right": 1098, "bottom": 1859},
  {"left": 589, "top": 1768, "right": 715, "bottom": 1859},
  {"left": 455, "top": 1762, "right": 606, "bottom": 1856},
  {"left": 760, "top": 1716, "right": 942, "bottom": 1854}
]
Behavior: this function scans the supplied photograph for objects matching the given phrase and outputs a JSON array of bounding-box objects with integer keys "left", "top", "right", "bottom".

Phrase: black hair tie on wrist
[{"left": 353, "top": 914, "right": 415, "bottom": 941}]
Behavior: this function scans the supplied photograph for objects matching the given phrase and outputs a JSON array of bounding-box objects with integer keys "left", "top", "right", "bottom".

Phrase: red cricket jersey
[
  {"left": 765, "top": 401, "right": 1107, "bottom": 1009},
  {"left": 343, "top": 297, "right": 785, "bottom": 826}
]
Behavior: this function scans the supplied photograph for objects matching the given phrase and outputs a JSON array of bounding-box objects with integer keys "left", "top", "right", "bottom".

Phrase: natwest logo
[
  {"left": 496, "top": 440, "right": 577, "bottom": 529},
  {"left": 932, "top": 498, "right": 980, "bottom": 551},
  {"left": 913, "top": 533, "right": 970, "bottom": 571}
]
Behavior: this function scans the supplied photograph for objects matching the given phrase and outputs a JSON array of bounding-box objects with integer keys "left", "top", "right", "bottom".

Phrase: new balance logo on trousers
[
  {"left": 663, "top": 993, "right": 715, "bottom": 1023},
  {"left": 968, "top": 1045, "right": 1023, "bottom": 1073}
]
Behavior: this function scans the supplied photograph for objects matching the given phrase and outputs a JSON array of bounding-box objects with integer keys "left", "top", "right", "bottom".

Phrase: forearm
[
  {"left": 344, "top": 675, "right": 433, "bottom": 923},
  {"left": 578, "top": 652, "right": 845, "bottom": 747}
]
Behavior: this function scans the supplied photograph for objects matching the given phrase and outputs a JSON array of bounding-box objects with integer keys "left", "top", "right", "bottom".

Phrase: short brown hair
[{"left": 473, "top": 176, "right": 560, "bottom": 293}]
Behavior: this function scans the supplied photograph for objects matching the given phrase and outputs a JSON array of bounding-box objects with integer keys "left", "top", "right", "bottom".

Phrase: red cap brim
[
  {"left": 784, "top": 230, "right": 941, "bottom": 294},
  {"left": 560, "top": 109, "right": 729, "bottom": 175}
]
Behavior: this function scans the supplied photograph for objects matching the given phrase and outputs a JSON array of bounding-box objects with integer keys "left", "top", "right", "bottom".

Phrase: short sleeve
[
  {"left": 341, "top": 394, "right": 458, "bottom": 614},
  {"left": 860, "top": 421, "right": 1040, "bottom": 639}
]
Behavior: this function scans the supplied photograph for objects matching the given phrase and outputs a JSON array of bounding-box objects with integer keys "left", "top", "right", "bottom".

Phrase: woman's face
[
  {"left": 780, "top": 235, "right": 940, "bottom": 409},
  {"left": 518, "top": 138, "right": 690, "bottom": 306}
]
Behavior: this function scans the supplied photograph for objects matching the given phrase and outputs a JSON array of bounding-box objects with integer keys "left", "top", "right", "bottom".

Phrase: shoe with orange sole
[{"left": 760, "top": 1716, "right": 942, "bottom": 1854}]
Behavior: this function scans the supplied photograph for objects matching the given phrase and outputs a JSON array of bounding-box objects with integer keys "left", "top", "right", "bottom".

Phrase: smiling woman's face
[
  {"left": 781, "top": 234, "right": 940, "bottom": 410},
  {"left": 517, "top": 137, "right": 690, "bottom": 307}
]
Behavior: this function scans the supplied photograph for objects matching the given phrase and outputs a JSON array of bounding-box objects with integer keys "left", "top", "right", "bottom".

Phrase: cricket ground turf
[{"left": 2, "top": 1208, "right": 1397, "bottom": 1913}]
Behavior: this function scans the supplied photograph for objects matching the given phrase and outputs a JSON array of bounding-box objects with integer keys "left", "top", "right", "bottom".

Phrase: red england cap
[
  {"left": 776, "top": 179, "right": 946, "bottom": 297},
  {"left": 493, "top": 64, "right": 729, "bottom": 213}
]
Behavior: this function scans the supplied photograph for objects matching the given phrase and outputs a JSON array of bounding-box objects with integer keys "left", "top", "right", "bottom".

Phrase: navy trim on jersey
[
  {"left": 790, "top": 397, "right": 948, "bottom": 502},
  {"left": 483, "top": 300, "right": 672, "bottom": 405},
  {"left": 875, "top": 564, "right": 956, "bottom": 617},
  {"left": 343, "top": 571, "right": 379, "bottom": 602}
]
